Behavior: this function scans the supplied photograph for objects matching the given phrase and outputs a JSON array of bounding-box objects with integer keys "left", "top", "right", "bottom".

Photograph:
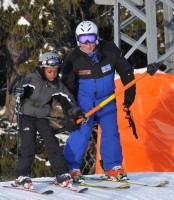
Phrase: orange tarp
[{"left": 96, "top": 72, "right": 174, "bottom": 172}]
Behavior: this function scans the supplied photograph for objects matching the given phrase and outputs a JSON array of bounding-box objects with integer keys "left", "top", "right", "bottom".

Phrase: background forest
[{"left": 0, "top": 0, "right": 166, "bottom": 180}]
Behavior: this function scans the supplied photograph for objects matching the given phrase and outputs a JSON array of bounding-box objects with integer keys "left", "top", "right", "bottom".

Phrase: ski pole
[{"left": 76, "top": 61, "right": 162, "bottom": 124}]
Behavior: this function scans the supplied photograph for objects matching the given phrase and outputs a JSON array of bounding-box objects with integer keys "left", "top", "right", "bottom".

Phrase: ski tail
[{"left": 3, "top": 185, "right": 54, "bottom": 195}]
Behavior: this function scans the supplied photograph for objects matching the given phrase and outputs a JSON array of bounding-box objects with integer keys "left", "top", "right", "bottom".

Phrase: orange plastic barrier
[{"left": 96, "top": 72, "right": 174, "bottom": 172}]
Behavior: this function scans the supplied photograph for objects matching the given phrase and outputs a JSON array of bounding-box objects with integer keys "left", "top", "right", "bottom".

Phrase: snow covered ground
[{"left": 0, "top": 172, "right": 174, "bottom": 200}]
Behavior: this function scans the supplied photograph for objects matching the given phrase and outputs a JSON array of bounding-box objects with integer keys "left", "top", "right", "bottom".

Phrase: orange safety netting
[{"left": 96, "top": 72, "right": 174, "bottom": 172}]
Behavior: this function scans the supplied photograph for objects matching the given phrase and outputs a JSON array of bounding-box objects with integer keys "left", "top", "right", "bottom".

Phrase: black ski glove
[
  {"left": 65, "top": 115, "right": 80, "bottom": 132},
  {"left": 74, "top": 110, "right": 88, "bottom": 125}
]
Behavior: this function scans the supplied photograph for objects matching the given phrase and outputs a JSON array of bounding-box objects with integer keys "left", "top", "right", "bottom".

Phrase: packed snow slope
[{"left": 0, "top": 172, "right": 174, "bottom": 200}]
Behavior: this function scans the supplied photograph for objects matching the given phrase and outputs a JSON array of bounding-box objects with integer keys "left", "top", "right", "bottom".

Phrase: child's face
[{"left": 44, "top": 67, "right": 58, "bottom": 81}]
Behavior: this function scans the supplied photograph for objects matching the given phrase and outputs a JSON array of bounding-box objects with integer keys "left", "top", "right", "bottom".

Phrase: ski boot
[
  {"left": 14, "top": 176, "right": 33, "bottom": 189},
  {"left": 105, "top": 166, "right": 128, "bottom": 181}
]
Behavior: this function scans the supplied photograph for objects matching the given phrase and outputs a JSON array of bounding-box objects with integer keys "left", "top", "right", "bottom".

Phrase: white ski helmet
[
  {"left": 75, "top": 21, "right": 99, "bottom": 46},
  {"left": 39, "top": 52, "right": 62, "bottom": 68}
]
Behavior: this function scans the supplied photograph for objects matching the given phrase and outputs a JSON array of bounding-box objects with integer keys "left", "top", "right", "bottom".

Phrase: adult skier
[{"left": 62, "top": 21, "right": 136, "bottom": 180}]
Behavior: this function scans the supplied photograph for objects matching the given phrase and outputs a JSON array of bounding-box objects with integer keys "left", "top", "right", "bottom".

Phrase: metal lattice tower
[{"left": 94, "top": 0, "right": 174, "bottom": 73}]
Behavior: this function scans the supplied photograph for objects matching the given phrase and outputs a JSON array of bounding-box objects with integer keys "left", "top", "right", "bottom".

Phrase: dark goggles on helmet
[
  {"left": 41, "top": 57, "right": 62, "bottom": 68},
  {"left": 77, "top": 34, "right": 97, "bottom": 44}
]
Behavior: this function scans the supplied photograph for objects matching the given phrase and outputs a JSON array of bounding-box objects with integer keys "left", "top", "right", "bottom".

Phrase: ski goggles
[
  {"left": 77, "top": 34, "right": 97, "bottom": 44},
  {"left": 41, "top": 57, "right": 63, "bottom": 67}
]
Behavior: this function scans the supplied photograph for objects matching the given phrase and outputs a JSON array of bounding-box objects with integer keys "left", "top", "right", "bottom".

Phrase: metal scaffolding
[{"left": 94, "top": 0, "right": 174, "bottom": 73}]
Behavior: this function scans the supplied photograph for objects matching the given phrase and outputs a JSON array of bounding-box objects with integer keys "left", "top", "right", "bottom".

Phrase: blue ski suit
[{"left": 62, "top": 40, "right": 136, "bottom": 171}]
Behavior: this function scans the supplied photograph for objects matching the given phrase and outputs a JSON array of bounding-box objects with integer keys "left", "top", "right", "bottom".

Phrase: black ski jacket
[{"left": 62, "top": 40, "right": 136, "bottom": 107}]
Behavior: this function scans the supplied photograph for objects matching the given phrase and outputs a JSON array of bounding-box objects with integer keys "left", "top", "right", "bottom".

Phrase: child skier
[{"left": 12, "top": 52, "right": 86, "bottom": 189}]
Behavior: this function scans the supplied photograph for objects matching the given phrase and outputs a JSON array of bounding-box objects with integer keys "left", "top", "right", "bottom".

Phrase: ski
[
  {"left": 3, "top": 185, "right": 54, "bottom": 195},
  {"left": 74, "top": 176, "right": 169, "bottom": 187},
  {"left": 74, "top": 181, "right": 130, "bottom": 190},
  {"left": 126, "top": 180, "right": 169, "bottom": 187},
  {"left": 32, "top": 179, "right": 55, "bottom": 183},
  {"left": 74, "top": 182, "right": 130, "bottom": 190},
  {"left": 49, "top": 182, "right": 88, "bottom": 193}
]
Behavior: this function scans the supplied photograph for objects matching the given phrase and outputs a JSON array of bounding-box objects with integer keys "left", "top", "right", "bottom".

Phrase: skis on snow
[
  {"left": 3, "top": 184, "right": 53, "bottom": 195},
  {"left": 3, "top": 183, "right": 88, "bottom": 194},
  {"left": 74, "top": 181, "right": 130, "bottom": 190},
  {"left": 74, "top": 176, "right": 169, "bottom": 187},
  {"left": 49, "top": 182, "right": 88, "bottom": 193},
  {"left": 29, "top": 174, "right": 170, "bottom": 192},
  {"left": 32, "top": 180, "right": 130, "bottom": 191}
]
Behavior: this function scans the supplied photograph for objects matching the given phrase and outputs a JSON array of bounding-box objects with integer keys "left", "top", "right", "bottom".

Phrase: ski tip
[
  {"left": 41, "top": 190, "right": 54, "bottom": 195},
  {"left": 156, "top": 181, "right": 169, "bottom": 187},
  {"left": 78, "top": 188, "right": 88, "bottom": 193},
  {"left": 118, "top": 183, "right": 130, "bottom": 189},
  {"left": 164, "top": 181, "right": 169, "bottom": 184}
]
